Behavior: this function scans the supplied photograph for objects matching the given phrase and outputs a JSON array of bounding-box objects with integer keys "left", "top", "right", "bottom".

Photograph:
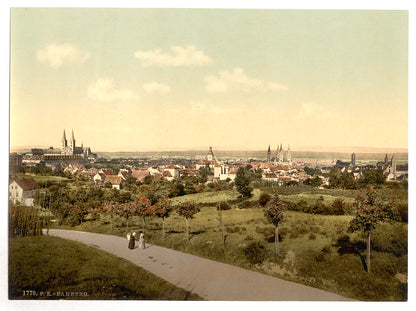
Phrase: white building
[{"left": 9, "top": 179, "right": 40, "bottom": 206}]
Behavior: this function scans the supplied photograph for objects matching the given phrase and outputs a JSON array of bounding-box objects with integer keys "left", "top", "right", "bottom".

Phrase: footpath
[{"left": 44, "top": 229, "right": 354, "bottom": 301}]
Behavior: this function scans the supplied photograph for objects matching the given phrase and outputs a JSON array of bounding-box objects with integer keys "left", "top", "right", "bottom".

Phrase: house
[
  {"left": 164, "top": 165, "right": 180, "bottom": 180},
  {"left": 93, "top": 173, "right": 106, "bottom": 186},
  {"left": 104, "top": 175, "right": 123, "bottom": 189},
  {"left": 9, "top": 178, "right": 40, "bottom": 206},
  {"left": 131, "top": 169, "right": 150, "bottom": 182}
]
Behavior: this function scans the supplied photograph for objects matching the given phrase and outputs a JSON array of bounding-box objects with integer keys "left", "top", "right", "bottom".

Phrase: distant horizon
[{"left": 10, "top": 144, "right": 409, "bottom": 154}]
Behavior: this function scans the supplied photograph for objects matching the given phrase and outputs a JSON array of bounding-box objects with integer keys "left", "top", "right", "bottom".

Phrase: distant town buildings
[{"left": 20, "top": 130, "right": 97, "bottom": 167}]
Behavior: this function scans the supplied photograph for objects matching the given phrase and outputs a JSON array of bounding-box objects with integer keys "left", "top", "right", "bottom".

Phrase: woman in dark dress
[{"left": 128, "top": 232, "right": 136, "bottom": 249}]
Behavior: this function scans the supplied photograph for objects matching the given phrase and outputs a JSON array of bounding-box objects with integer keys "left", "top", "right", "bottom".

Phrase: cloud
[
  {"left": 204, "top": 68, "right": 288, "bottom": 93},
  {"left": 297, "top": 102, "right": 341, "bottom": 120},
  {"left": 87, "top": 79, "right": 140, "bottom": 102},
  {"left": 134, "top": 45, "right": 213, "bottom": 67},
  {"left": 142, "top": 82, "right": 171, "bottom": 94},
  {"left": 36, "top": 43, "right": 90, "bottom": 69}
]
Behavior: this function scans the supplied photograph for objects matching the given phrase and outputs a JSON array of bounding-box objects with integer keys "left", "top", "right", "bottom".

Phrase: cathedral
[
  {"left": 61, "top": 129, "right": 96, "bottom": 160},
  {"left": 267, "top": 144, "right": 291, "bottom": 163}
]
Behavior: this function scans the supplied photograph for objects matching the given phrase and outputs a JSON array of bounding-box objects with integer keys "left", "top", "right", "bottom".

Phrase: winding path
[{"left": 44, "top": 229, "right": 354, "bottom": 301}]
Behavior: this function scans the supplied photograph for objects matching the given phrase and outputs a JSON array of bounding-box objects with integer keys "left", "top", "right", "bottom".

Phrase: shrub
[
  {"left": 243, "top": 242, "right": 267, "bottom": 264},
  {"left": 396, "top": 203, "right": 408, "bottom": 223},
  {"left": 217, "top": 201, "right": 231, "bottom": 211},
  {"left": 258, "top": 192, "right": 271, "bottom": 206},
  {"left": 309, "top": 233, "right": 316, "bottom": 240},
  {"left": 330, "top": 198, "right": 345, "bottom": 215}
]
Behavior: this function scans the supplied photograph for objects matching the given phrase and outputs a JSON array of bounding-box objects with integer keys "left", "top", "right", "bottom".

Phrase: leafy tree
[
  {"left": 328, "top": 168, "right": 342, "bottom": 188},
  {"left": 135, "top": 194, "right": 152, "bottom": 232},
  {"left": 264, "top": 192, "right": 287, "bottom": 256},
  {"left": 198, "top": 167, "right": 208, "bottom": 183},
  {"left": 340, "top": 172, "right": 357, "bottom": 189},
  {"left": 234, "top": 166, "right": 253, "bottom": 198},
  {"left": 175, "top": 202, "right": 201, "bottom": 241},
  {"left": 357, "top": 169, "right": 386, "bottom": 188},
  {"left": 119, "top": 202, "right": 138, "bottom": 233},
  {"left": 303, "top": 176, "right": 323, "bottom": 188},
  {"left": 151, "top": 198, "right": 173, "bottom": 239},
  {"left": 348, "top": 185, "right": 398, "bottom": 273}
]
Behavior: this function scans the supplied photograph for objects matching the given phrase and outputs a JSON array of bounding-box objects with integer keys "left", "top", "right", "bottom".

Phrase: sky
[{"left": 9, "top": 8, "right": 409, "bottom": 152}]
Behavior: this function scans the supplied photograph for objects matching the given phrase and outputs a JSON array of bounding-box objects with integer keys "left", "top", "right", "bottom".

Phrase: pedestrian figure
[
  {"left": 128, "top": 232, "right": 136, "bottom": 249},
  {"left": 138, "top": 231, "right": 145, "bottom": 249}
]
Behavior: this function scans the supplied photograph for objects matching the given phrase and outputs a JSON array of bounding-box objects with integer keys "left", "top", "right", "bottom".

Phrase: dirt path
[{"left": 44, "top": 229, "right": 354, "bottom": 301}]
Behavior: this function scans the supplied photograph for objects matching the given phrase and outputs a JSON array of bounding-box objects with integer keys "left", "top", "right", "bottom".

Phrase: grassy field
[
  {"left": 9, "top": 236, "right": 202, "bottom": 300},
  {"left": 55, "top": 194, "right": 408, "bottom": 301}
]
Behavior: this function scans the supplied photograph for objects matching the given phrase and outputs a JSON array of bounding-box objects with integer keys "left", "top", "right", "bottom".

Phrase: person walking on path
[
  {"left": 128, "top": 232, "right": 136, "bottom": 249},
  {"left": 138, "top": 231, "right": 145, "bottom": 249}
]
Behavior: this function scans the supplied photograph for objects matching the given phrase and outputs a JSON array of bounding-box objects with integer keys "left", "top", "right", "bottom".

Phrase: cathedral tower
[
  {"left": 61, "top": 130, "right": 67, "bottom": 151},
  {"left": 69, "top": 130, "right": 76, "bottom": 155},
  {"left": 267, "top": 145, "right": 271, "bottom": 162},
  {"left": 287, "top": 144, "right": 292, "bottom": 163}
]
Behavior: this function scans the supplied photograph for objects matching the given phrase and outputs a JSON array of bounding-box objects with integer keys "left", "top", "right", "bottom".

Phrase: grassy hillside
[
  {"left": 54, "top": 189, "right": 408, "bottom": 301},
  {"left": 9, "top": 236, "right": 202, "bottom": 300}
]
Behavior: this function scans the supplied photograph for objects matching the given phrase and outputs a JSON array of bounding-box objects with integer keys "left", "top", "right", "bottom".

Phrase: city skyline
[{"left": 10, "top": 8, "right": 408, "bottom": 152}]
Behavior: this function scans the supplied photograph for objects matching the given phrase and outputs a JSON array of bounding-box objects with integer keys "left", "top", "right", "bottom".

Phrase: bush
[
  {"left": 217, "top": 201, "right": 231, "bottom": 211},
  {"left": 396, "top": 203, "right": 408, "bottom": 222},
  {"left": 330, "top": 198, "right": 345, "bottom": 215},
  {"left": 258, "top": 192, "right": 271, "bottom": 206},
  {"left": 243, "top": 242, "right": 267, "bottom": 264}
]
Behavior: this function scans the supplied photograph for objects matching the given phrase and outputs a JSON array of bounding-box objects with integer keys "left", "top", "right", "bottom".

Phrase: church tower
[
  {"left": 287, "top": 144, "right": 292, "bottom": 163},
  {"left": 278, "top": 144, "right": 284, "bottom": 162},
  {"left": 61, "top": 130, "right": 67, "bottom": 151},
  {"left": 351, "top": 153, "right": 356, "bottom": 166},
  {"left": 391, "top": 155, "right": 397, "bottom": 180},
  {"left": 69, "top": 130, "right": 76, "bottom": 155},
  {"left": 267, "top": 145, "right": 271, "bottom": 162},
  {"left": 207, "top": 146, "right": 216, "bottom": 162}
]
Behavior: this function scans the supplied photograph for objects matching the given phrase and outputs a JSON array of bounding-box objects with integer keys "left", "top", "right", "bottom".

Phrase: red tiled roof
[
  {"left": 104, "top": 175, "right": 122, "bottom": 185},
  {"left": 13, "top": 179, "right": 40, "bottom": 190}
]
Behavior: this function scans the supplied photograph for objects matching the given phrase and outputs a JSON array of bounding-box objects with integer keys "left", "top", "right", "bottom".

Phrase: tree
[
  {"left": 357, "top": 169, "right": 386, "bottom": 188},
  {"left": 175, "top": 202, "right": 201, "bottom": 241},
  {"left": 151, "top": 198, "right": 173, "bottom": 239},
  {"left": 263, "top": 192, "right": 287, "bottom": 256},
  {"left": 340, "top": 172, "right": 357, "bottom": 189},
  {"left": 303, "top": 176, "right": 323, "bottom": 188},
  {"left": 348, "top": 185, "right": 398, "bottom": 273},
  {"left": 135, "top": 194, "right": 152, "bottom": 232},
  {"left": 217, "top": 202, "right": 231, "bottom": 245},
  {"left": 328, "top": 168, "right": 342, "bottom": 188},
  {"left": 234, "top": 166, "right": 253, "bottom": 198}
]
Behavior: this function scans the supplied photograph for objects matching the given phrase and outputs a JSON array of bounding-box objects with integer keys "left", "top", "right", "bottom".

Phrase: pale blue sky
[{"left": 10, "top": 8, "right": 408, "bottom": 151}]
